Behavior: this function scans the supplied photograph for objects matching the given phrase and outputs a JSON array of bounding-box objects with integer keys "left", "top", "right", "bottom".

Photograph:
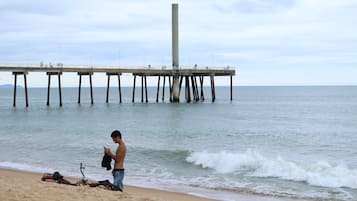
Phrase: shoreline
[
  {"left": 0, "top": 167, "right": 310, "bottom": 201},
  {"left": 0, "top": 167, "right": 217, "bottom": 201}
]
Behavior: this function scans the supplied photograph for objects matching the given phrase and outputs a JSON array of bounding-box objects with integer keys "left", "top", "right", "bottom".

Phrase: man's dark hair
[{"left": 111, "top": 130, "right": 122, "bottom": 139}]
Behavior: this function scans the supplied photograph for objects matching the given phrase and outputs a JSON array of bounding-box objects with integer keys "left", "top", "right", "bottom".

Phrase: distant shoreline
[{"left": 0, "top": 84, "right": 15, "bottom": 88}]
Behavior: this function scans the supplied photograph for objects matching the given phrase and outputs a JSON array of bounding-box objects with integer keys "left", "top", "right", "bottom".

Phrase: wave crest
[{"left": 186, "top": 149, "right": 357, "bottom": 189}]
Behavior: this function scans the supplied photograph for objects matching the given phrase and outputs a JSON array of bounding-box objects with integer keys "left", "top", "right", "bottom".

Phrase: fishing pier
[
  {"left": 0, "top": 4, "right": 236, "bottom": 107},
  {"left": 0, "top": 64, "right": 235, "bottom": 107}
]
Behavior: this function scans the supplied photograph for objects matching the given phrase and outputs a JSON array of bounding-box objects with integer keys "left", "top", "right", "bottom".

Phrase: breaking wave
[{"left": 186, "top": 149, "right": 357, "bottom": 189}]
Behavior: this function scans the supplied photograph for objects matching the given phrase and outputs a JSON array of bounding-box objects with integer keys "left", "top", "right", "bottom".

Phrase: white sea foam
[
  {"left": 186, "top": 149, "right": 357, "bottom": 189},
  {"left": 0, "top": 161, "right": 55, "bottom": 173}
]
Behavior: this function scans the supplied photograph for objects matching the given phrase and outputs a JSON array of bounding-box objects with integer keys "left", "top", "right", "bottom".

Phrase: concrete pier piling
[
  {"left": 156, "top": 76, "right": 161, "bottom": 103},
  {"left": 132, "top": 75, "right": 136, "bottom": 103},
  {"left": 200, "top": 76, "right": 205, "bottom": 101},
  {"left": 210, "top": 75, "right": 216, "bottom": 102},
  {"left": 106, "top": 72, "right": 122, "bottom": 103},
  {"left": 12, "top": 72, "right": 29, "bottom": 107},
  {"left": 77, "top": 72, "right": 94, "bottom": 104},
  {"left": 162, "top": 76, "right": 166, "bottom": 102},
  {"left": 140, "top": 75, "right": 148, "bottom": 103},
  {"left": 46, "top": 72, "right": 62, "bottom": 107}
]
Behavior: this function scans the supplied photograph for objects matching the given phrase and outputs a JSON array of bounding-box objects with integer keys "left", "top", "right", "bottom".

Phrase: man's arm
[{"left": 104, "top": 146, "right": 116, "bottom": 160}]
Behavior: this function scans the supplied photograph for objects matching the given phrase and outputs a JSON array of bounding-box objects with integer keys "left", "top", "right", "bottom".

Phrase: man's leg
[{"left": 113, "top": 170, "right": 124, "bottom": 191}]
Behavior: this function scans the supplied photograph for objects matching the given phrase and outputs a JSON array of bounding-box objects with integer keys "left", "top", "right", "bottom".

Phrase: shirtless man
[{"left": 104, "top": 130, "right": 126, "bottom": 191}]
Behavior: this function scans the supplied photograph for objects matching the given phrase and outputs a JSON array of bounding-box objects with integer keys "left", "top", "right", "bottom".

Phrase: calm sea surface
[{"left": 1, "top": 86, "right": 357, "bottom": 200}]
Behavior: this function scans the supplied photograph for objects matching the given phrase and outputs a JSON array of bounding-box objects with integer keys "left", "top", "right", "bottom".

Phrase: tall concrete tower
[{"left": 171, "top": 3, "right": 180, "bottom": 102}]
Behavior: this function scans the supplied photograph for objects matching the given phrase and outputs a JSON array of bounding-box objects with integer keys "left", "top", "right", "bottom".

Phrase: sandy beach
[
  {"left": 0, "top": 168, "right": 310, "bottom": 201},
  {"left": 0, "top": 168, "right": 217, "bottom": 201}
]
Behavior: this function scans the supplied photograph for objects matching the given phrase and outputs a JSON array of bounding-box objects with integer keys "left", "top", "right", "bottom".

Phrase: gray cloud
[{"left": 1, "top": 0, "right": 357, "bottom": 86}]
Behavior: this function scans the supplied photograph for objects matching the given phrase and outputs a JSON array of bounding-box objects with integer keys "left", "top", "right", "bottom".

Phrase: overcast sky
[{"left": 0, "top": 0, "right": 357, "bottom": 87}]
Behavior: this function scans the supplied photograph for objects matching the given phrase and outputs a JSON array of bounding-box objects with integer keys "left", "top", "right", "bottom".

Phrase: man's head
[{"left": 111, "top": 130, "right": 122, "bottom": 143}]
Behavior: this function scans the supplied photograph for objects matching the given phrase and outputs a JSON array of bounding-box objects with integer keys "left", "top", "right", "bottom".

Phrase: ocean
[{"left": 0, "top": 86, "right": 357, "bottom": 201}]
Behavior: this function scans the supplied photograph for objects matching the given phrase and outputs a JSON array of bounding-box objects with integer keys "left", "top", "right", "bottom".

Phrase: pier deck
[
  {"left": 0, "top": 64, "right": 235, "bottom": 76},
  {"left": 0, "top": 64, "right": 236, "bottom": 106}
]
